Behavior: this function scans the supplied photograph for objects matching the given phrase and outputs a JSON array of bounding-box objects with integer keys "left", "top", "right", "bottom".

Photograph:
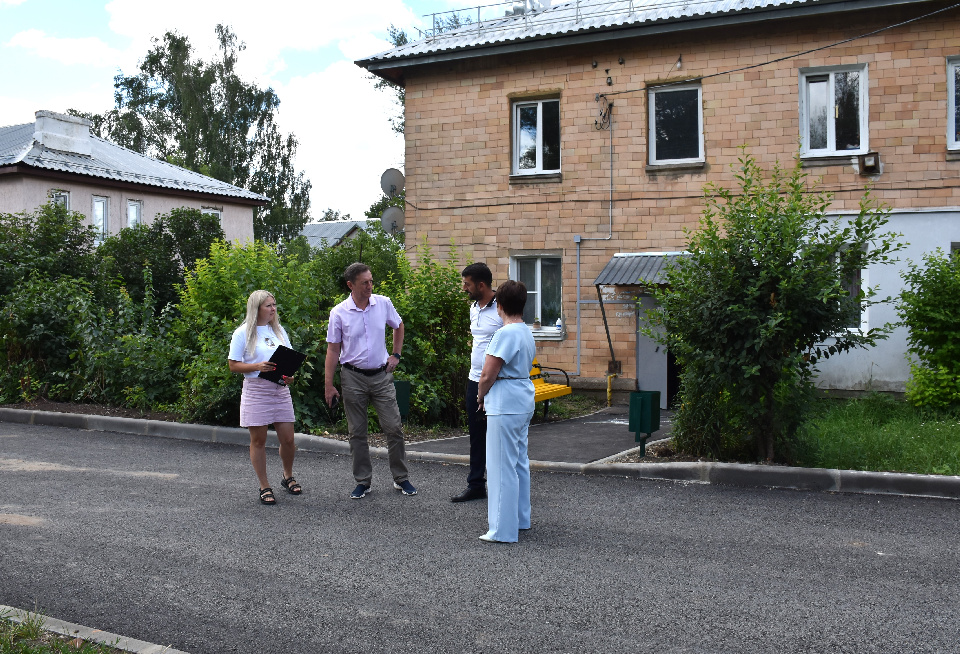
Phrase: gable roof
[
  {"left": 358, "top": 0, "right": 931, "bottom": 81},
  {"left": 299, "top": 220, "right": 376, "bottom": 248},
  {"left": 0, "top": 114, "right": 268, "bottom": 205}
]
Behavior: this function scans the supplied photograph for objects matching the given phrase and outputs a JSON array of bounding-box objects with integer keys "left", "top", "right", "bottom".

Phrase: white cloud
[
  {"left": 0, "top": 80, "right": 116, "bottom": 128},
  {"left": 274, "top": 61, "right": 404, "bottom": 220},
  {"left": 104, "top": 0, "right": 418, "bottom": 81},
  {"left": 6, "top": 28, "right": 127, "bottom": 67}
]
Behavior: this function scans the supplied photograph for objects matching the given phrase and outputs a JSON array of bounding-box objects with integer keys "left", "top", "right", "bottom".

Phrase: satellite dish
[
  {"left": 380, "top": 168, "right": 405, "bottom": 198},
  {"left": 382, "top": 206, "right": 405, "bottom": 233}
]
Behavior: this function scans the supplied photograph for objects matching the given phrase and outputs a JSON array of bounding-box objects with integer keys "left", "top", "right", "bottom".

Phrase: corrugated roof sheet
[
  {"left": 594, "top": 252, "right": 687, "bottom": 285},
  {"left": 359, "top": 0, "right": 833, "bottom": 65},
  {"left": 300, "top": 220, "right": 376, "bottom": 248},
  {"left": 0, "top": 121, "right": 268, "bottom": 203}
]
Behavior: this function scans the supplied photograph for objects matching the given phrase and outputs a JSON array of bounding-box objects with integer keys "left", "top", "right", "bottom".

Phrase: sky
[{"left": 0, "top": 0, "right": 470, "bottom": 221}]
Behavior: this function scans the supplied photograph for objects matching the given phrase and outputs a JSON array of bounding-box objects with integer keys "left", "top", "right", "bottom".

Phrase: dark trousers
[{"left": 465, "top": 379, "right": 487, "bottom": 490}]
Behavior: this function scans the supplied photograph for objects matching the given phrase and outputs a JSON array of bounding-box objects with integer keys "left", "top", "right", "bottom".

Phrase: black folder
[{"left": 259, "top": 345, "right": 307, "bottom": 385}]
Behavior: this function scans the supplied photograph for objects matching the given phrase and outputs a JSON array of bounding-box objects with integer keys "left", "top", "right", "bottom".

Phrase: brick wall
[{"left": 399, "top": 6, "right": 960, "bottom": 386}]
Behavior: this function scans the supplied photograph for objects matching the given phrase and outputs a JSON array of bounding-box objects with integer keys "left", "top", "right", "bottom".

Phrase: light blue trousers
[{"left": 485, "top": 411, "right": 533, "bottom": 542}]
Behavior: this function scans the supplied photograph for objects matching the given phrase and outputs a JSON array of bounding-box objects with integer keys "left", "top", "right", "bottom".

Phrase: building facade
[
  {"left": 358, "top": 0, "right": 960, "bottom": 404},
  {"left": 0, "top": 110, "right": 265, "bottom": 243}
]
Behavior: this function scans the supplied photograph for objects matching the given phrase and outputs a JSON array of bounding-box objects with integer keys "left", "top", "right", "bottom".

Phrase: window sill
[
  {"left": 800, "top": 155, "right": 858, "bottom": 167},
  {"left": 529, "top": 326, "right": 565, "bottom": 341},
  {"left": 509, "top": 173, "right": 562, "bottom": 185},
  {"left": 645, "top": 161, "right": 705, "bottom": 175},
  {"left": 947, "top": 150, "right": 960, "bottom": 162}
]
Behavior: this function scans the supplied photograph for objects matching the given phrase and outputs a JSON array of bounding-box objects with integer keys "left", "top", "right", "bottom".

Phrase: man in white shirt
[{"left": 452, "top": 263, "right": 503, "bottom": 503}]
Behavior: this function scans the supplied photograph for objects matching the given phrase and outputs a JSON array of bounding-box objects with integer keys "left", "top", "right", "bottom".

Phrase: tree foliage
[
  {"left": 96, "top": 207, "right": 224, "bottom": 309},
  {"left": 0, "top": 202, "right": 96, "bottom": 296},
  {"left": 372, "top": 14, "right": 471, "bottom": 134},
  {"left": 74, "top": 25, "right": 311, "bottom": 242},
  {"left": 898, "top": 250, "right": 960, "bottom": 409},
  {"left": 647, "top": 152, "right": 904, "bottom": 462}
]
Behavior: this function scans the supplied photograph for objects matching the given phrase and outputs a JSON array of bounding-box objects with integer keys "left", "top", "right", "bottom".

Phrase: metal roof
[
  {"left": 0, "top": 119, "right": 269, "bottom": 203},
  {"left": 300, "top": 220, "right": 376, "bottom": 248},
  {"left": 358, "top": 0, "right": 929, "bottom": 74},
  {"left": 594, "top": 252, "right": 687, "bottom": 285}
]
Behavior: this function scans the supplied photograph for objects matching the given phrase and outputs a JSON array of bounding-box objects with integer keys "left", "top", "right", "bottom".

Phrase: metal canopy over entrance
[{"left": 593, "top": 252, "right": 686, "bottom": 407}]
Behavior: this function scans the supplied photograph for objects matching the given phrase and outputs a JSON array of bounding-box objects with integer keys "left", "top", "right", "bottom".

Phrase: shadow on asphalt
[{"left": 407, "top": 405, "right": 674, "bottom": 463}]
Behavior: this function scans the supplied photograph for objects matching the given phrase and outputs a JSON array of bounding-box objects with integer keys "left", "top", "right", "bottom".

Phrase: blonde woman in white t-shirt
[{"left": 228, "top": 290, "right": 300, "bottom": 506}]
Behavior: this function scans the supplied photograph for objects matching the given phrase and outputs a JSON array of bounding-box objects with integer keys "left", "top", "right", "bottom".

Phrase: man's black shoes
[{"left": 451, "top": 487, "right": 487, "bottom": 503}]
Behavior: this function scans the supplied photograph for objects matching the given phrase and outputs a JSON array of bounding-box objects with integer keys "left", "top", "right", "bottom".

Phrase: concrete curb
[
  {"left": 1, "top": 604, "right": 189, "bottom": 653},
  {"left": 3, "top": 408, "right": 959, "bottom": 501}
]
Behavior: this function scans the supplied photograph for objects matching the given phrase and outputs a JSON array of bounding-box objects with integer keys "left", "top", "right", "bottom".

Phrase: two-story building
[
  {"left": 358, "top": 0, "right": 960, "bottom": 406},
  {"left": 0, "top": 110, "right": 265, "bottom": 243}
]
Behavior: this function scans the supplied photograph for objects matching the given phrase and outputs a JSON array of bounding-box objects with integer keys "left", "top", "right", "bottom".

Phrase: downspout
[{"left": 575, "top": 98, "right": 615, "bottom": 377}]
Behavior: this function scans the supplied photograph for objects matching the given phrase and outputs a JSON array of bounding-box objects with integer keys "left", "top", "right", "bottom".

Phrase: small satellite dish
[
  {"left": 382, "top": 206, "right": 405, "bottom": 233},
  {"left": 380, "top": 168, "right": 405, "bottom": 198}
]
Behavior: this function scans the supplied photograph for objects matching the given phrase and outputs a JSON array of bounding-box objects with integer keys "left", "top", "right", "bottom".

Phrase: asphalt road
[{"left": 2, "top": 423, "right": 959, "bottom": 654}]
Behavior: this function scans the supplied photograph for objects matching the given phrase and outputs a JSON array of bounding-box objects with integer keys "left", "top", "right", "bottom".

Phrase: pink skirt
[{"left": 240, "top": 377, "right": 295, "bottom": 427}]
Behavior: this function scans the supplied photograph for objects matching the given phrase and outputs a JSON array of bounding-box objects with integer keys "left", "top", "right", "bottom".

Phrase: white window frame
[
  {"left": 832, "top": 243, "right": 869, "bottom": 333},
  {"left": 127, "top": 200, "right": 142, "bottom": 228},
  {"left": 647, "top": 83, "right": 704, "bottom": 165},
  {"left": 948, "top": 57, "right": 960, "bottom": 150},
  {"left": 201, "top": 208, "right": 223, "bottom": 221},
  {"left": 512, "top": 98, "right": 561, "bottom": 175},
  {"left": 50, "top": 190, "right": 69, "bottom": 210},
  {"left": 92, "top": 196, "right": 108, "bottom": 245},
  {"left": 799, "top": 64, "right": 869, "bottom": 157},
  {"left": 509, "top": 254, "right": 564, "bottom": 339}
]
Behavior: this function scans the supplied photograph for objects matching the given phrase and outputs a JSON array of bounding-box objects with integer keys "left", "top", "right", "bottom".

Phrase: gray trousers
[{"left": 341, "top": 367, "right": 408, "bottom": 485}]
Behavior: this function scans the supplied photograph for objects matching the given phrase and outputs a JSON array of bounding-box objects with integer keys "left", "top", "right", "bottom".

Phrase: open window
[{"left": 800, "top": 65, "right": 869, "bottom": 157}]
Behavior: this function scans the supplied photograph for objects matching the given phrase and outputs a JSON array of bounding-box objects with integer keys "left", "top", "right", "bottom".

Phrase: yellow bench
[{"left": 531, "top": 358, "right": 572, "bottom": 420}]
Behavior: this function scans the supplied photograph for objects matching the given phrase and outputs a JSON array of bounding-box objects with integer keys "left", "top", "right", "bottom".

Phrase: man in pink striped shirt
[{"left": 325, "top": 262, "right": 417, "bottom": 499}]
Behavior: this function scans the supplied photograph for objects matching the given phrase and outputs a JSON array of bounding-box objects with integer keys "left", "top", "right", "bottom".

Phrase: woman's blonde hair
[{"left": 242, "top": 290, "right": 290, "bottom": 357}]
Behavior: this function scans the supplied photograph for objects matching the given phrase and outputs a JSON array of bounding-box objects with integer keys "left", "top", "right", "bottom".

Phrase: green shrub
[
  {"left": 175, "top": 240, "right": 330, "bottom": 428},
  {"left": 380, "top": 242, "right": 470, "bottom": 427},
  {"left": 0, "top": 202, "right": 96, "bottom": 296},
  {"left": 899, "top": 249, "right": 960, "bottom": 409},
  {"left": 0, "top": 275, "right": 96, "bottom": 402},
  {"left": 647, "top": 151, "right": 904, "bottom": 462}
]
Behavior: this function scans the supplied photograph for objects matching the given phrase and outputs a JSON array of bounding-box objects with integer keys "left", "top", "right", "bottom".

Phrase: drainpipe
[{"left": 575, "top": 98, "right": 615, "bottom": 377}]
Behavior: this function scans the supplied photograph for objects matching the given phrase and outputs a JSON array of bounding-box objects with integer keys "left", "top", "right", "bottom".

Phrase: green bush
[
  {"left": 96, "top": 208, "right": 224, "bottom": 310},
  {"left": 899, "top": 249, "right": 960, "bottom": 409},
  {"left": 0, "top": 202, "right": 96, "bottom": 296},
  {"left": 647, "top": 151, "right": 904, "bottom": 462},
  {"left": 381, "top": 242, "right": 470, "bottom": 426},
  {"left": 0, "top": 275, "right": 95, "bottom": 402}
]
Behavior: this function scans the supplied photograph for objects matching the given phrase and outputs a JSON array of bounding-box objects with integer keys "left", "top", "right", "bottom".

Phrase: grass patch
[
  {"left": 0, "top": 609, "right": 122, "bottom": 654},
  {"left": 797, "top": 394, "right": 960, "bottom": 475}
]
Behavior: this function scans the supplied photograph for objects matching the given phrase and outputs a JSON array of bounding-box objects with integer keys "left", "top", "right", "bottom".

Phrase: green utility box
[
  {"left": 628, "top": 390, "right": 661, "bottom": 445},
  {"left": 394, "top": 380, "right": 411, "bottom": 420}
]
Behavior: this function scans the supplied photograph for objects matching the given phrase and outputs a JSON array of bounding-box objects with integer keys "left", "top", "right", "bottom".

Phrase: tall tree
[
  {"left": 372, "top": 14, "right": 471, "bottom": 135},
  {"left": 73, "top": 25, "right": 311, "bottom": 242}
]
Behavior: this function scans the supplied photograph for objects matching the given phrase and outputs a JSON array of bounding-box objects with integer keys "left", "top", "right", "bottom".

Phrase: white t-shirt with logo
[{"left": 228, "top": 323, "right": 290, "bottom": 379}]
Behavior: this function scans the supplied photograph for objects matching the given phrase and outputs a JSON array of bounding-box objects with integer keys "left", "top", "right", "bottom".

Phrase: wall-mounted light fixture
[{"left": 675, "top": 54, "right": 682, "bottom": 70}]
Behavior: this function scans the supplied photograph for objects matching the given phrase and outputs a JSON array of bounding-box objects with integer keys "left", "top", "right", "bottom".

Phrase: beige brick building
[{"left": 359, "top": 0, "right": 960, "bottom": 405}]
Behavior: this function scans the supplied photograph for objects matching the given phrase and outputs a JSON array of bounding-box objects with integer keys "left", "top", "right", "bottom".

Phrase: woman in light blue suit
[{"left": 476, "top": 280, "right": 536, "bottom": 543}]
